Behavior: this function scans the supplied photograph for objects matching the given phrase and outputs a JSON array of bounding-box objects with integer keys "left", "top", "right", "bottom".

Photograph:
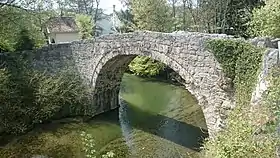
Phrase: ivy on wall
[
  {"left": 204, "top": 39, "right": 278, "bottom": 158},
  {"left": 264, "top": 67, "right": 280, "bottom": 134},
  {"left": 206, "top": 39, "right": 263, "bottom": 96}
]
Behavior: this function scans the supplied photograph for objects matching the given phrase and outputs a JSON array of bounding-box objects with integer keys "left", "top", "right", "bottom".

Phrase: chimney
[{"left": 113, "top": 5, "right": 116, "bottom": 12}]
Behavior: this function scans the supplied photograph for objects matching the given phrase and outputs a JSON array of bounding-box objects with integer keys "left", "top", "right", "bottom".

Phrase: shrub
[
  {"left": 0, "top": 55, "right": 91, "bottom": 135},
  {"left": 204, "top": 39, "right": 278, "bottom": 157},
  {"left": 128, "top": 56, "right": 166, "bottom": 77},
  {"left": 81, "top": 131, "right": 115, "bottom": 158},
  {"left": 264, "top": 67, "right": 280, "bottom": 133},
  {"left": 15, "top": 29, "right": 35, "bottom": 51},
  {"left": 249, "top": 0, "right": 280, "bottom": 37},
  {"left": 75, "top": 14, "right": 94, "bottom": 39}
]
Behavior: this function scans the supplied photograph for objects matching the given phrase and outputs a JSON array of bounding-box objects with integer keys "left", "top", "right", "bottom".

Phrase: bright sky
[{"left": 100, "top": 0, "right": 124, "bottom": 14}]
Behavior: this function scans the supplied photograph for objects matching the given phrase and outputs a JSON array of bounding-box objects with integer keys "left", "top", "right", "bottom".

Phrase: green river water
[{"left": 0, "top": 73, "right": 208, "bottom": 158}]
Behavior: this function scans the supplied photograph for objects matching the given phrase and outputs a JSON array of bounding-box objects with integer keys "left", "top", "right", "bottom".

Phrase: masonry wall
[{"left": 1, "top": 31, "right": 239, "bottom": 137}]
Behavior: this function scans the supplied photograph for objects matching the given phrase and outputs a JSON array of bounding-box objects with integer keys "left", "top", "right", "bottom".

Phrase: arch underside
[
  {"left": 92, "top": 54, "right": 136, "bottom": 114},
  {"left": 91, "top": 47, "right": 233, "bottom": 137}
]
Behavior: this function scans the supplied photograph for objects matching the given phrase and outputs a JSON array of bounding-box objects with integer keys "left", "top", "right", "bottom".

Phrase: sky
[
  {"left": 99, "top": 0, "right": 198, "bottom": 14},
  {"left": 47, "top": 0, "right": 124, "bottom": 14},
  {"left": 100, "top": 0, "right": 124, "bottom": 14}
]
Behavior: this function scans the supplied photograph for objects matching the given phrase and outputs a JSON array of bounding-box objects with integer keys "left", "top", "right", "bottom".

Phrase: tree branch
[{"left": 0, "top": 1, "right": 32, "bottom": 12}]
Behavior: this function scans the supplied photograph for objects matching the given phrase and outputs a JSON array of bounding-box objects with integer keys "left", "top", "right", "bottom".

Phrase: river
[{"left": 0, "top": 73, "right": 208, "bottom": 158}]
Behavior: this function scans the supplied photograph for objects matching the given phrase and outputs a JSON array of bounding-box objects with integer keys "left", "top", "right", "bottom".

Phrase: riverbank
[
  {"left": 0, "top": 73, "right": 207, "bottom": 158},
  {"left": 126, "top": 67, "right": 186, "bottom": 87},
  {"left": 0, "top": 109, "right": 126, "bottom": 158}
]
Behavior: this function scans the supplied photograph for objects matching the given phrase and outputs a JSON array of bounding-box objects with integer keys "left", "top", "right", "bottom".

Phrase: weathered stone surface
[
  {"left": 3, "top": 31, "right": 240, "bottom": 137},
  {"left": 251, "top": 49, "right": 279, "bottom": 105},
  {"left": 249, "top": 37, "right": 280, "bottom": 49}
]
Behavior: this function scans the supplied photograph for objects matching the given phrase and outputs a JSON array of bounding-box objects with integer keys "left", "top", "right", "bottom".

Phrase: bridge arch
[{"left": 89, "top": 31, "right": 234, "bottom": 136}]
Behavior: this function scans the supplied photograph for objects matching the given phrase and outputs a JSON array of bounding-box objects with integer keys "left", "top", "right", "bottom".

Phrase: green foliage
[
  {"left": 128, "top": 56, "right": 166, "bottom": 77},
  {"left": 264, "top": 67, "right": 280, "bottom": 133},
  {"left": 63, "top": 0, "right": 96, "bottom": 15},
  {"left": 81, "top": 131, "right": 115, "bottom": 158},
  {"left": 130, "top": 0, "right": 172, "bottom": 32},
  {"left": 15, "top": 29, "right": 35, "bottom": 51},
  {"left": 127, "top": 0, "right": 172, "bottom": 77},
  {"left": 223, "top": 0, "right": 254, "bottom": 37},
  {"left": 0, "top": 39, "right": 14, "bottom": 52},
  {"left": 204, "top": 39, "right": 278, "bottom": 157},
  {"left": 0, "top": 6, "right": 47, "bottom": 52},
  {"left": 249, "top": 0, "right": 280, "bottom": 38},
  {"left": 115, "top": 9, "right": 136, "bottom": 33},
  {"left": 179, "top": 0, "right": 263, "bottom": 37},
  {"left": 206, "top": 39, "right": 264, "bottom": 90},
  {"left": 204, "top": 112, "right": 277, "bottom": 158},
  {"left": 0, "top": 55, "right": 91, "bottom": 135},
  {"left": 75, "top": 14, "right": 93, "bottom": 39}
]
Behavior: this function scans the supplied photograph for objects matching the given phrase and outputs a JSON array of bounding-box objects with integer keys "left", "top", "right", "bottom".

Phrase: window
[{"left": 51, "top": 38, "right": 55, "bottom": 44}]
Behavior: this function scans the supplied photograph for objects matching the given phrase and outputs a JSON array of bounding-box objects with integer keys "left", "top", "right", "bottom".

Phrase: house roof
[{"left": 47, "top": 17, "right": 79, "bottom": 33}]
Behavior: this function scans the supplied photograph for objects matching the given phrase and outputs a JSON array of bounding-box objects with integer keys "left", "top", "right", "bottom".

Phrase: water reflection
[
  {"left": 118, "top": 98, "right": 208, "bottom": 152},
  {"left": 116, "top": 74, "right": 208, "bottom": 157},
  {"left": 0, "top": 73, "right": 208, "bottom": 158}
]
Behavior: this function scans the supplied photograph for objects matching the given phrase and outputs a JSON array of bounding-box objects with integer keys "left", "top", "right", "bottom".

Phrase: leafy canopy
[{"left": 249, "top": 0, "right": 280, "bottom": 37}]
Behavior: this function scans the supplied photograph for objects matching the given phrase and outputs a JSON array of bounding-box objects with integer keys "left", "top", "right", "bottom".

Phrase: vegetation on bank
[
  {"left": 1, "top": 0, "right": 280, "bottom": 157},
  {"left": 81, "top": 131, "right": 115, "bottom": 158},
  {"left": 0, "top": 120, "right": 123, "bottom": 158},
  {"left": 204, "top": 39, "right": 279, "bottom": 157},
  {"left": 128, "top": 56, "right": 166, "bottom": 78},
  {"left": 0, "top": 54, "right": 92, "bottom": 136}
]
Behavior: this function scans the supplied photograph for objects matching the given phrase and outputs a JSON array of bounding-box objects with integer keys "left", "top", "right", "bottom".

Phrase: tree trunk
[
  {"left": 182, "top": 0, "right": 186, "bottom": 31},
  {"left": 93, "top": 0, "right": 100, "bottom": 36},
  {"left": 172, "top": 0, "right": 176, "bottom": 31}
]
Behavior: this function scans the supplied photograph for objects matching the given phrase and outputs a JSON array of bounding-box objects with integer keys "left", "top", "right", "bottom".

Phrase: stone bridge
[{"left": 25, "top": 31, "right": 239, "bottom": 136}]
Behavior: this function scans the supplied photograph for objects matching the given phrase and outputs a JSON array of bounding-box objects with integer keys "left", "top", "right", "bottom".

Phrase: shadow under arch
[
  {"left": 91, "top": 49, "right": 209, "bottom": 122},
  {"left": 92, "top": 98, "right": 209, "bottom": 152},
  {"left": 90, "top": 50, "right": 210, "bottom": 150}
]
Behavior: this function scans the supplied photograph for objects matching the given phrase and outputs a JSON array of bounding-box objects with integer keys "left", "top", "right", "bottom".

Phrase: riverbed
[{"left": 0, "top": 73, "right": 208, "bottom": 158}]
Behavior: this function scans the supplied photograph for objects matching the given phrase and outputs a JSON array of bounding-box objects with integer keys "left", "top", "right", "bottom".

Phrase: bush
[
  {"left": 0, "top": 39, "right": 14, "bottom": 52},
  {"left": 15, "top": 29, "right": 35, "bottom": 51},
  {"left": 0, "top": 55, "right": 91, "bottom": 135},
  {"left": 264, "top": 67, "right": 280, "bottom": 133},
  {"left": 128, "top": 56, "right": 166, "bottom": 77},
  {"left": 204, "top": 39, "right": 278, "bottom": 157},
  {"left": 75, "top": 14, "right": 94, "bottom": 39},
  {"left": 0, "top": 6, "right": 47, "bottom": 52},
  {"left": 249, "top": 0, "right": 280, "bottom": 37},
  {"left": 81, "top": 131, "right": 115, "bottom": 158}
]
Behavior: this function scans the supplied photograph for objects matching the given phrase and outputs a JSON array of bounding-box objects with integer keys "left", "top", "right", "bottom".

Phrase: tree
[
  {"left": 226, "top": 0, "right": 264, "bottom": 37},
  {"left": 249, "top": 0, "right": 280, "bottom": 37},
  {"left": 182, "top": 0, "right": 187, "bottom": 31},
  {"left": 125, "top": 0, "right": 173, "bottom": 77},
  {"left": 0, "top": 4, "right": 46, "bottom": 52},
  {"left": 75, "top": 14, "right": 93, "bottom": 39},
  {"left": 63, "top": 0, "right": 95, "bottom": 15},
  {"left": 183, "top": 0, "right": 264, "bottom": 36},
  {"left": 20, "top": 0, "right": 56, "bottom": 41},
  {"left": 168, "top": 0, "right": 178, "bottom": 31},
  {"left": 92, "top": 0, "right": 100, "bottom": 36},
  {"left": 128, "top": 56, "right": 166, "bottom": 77},
  {"left": 115, "top": 9, "right": 136, "bottom": 33},
  {"left": 0, "top": 0, "right": 17, "bottom": 8},
  {"left": 130, "top": 0, "right": 173, "bottom": 32},
  {"left": 15, "top": 29, "right": 35, "bottom": 51}
]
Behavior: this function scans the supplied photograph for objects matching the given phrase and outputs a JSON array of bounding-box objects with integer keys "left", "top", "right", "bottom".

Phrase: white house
[
  {"left": 45, "top": 5, "right": 121, "bottom": 43},
  {"left": 46, "top": 17, "right": 80, "bottom": 44}
]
